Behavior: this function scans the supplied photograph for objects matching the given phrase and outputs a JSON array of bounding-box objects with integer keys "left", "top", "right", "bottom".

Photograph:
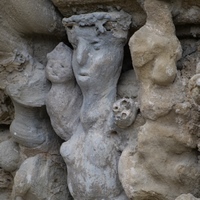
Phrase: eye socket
[
  {"left": 71, "top": 43, "right": 77, "bottom": 50},
  {"left": 47, "top": 64, "right": 53, "bottom": 68},
  {"left": 91, "top": 41, "right": 101, "bottom": 51},
  {"left": 67, "top": 25, "right": 73, "bottom": 30}
]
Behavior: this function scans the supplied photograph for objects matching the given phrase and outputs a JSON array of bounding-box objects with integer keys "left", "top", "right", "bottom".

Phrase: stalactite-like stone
[{"left": 119, "top": 0, "right": 200, "bottom": 199}]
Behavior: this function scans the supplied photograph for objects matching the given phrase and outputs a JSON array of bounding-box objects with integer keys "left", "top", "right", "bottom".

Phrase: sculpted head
[
  {"left": 63, "top": 11, "right": 131, "bottom": 92},
  {"left": 46, "top": 42, "right": 73, "bottom": 83}
]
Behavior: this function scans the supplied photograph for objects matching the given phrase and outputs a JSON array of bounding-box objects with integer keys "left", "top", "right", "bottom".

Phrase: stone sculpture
[
  {"left": 46, "top": 11, "right": 132, "bottom": 200},
  {"left": 119, "top": 0, "right": 200, "bottom": 199},
  {"left": 0, "top": 1, "right": 72, "bottom": 199},
  {"left": 0, "top": 0, "right": 200, "bottom": 199},
  {"left": 4, "top": 52, "right": 71, "bottom": 199},
  {"left": 5, "top": 51, "right": 50, "bottom": 147},
  {"left": 46, "top": 42, "right": 82, "bottom": 141}
]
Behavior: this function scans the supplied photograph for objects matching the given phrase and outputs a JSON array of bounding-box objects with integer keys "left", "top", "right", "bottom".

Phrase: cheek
[{"left": 45, "top": 68, "right": 52, "bottom": 79}]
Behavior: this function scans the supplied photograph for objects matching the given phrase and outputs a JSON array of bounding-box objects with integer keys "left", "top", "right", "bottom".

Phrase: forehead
[
  {"left": 67, "top": 25, "right": 116, "bottom": 45},
  {"left": 67, "top": 25, "right": 98, "bottom": 39},
  {"left": 47, "top": 59, "right": 69, "bottom": 65}
]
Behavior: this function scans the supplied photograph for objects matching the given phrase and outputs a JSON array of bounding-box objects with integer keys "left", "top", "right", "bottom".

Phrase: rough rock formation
[
  {"left": 0, "top": 90, "right": 14, "bottom": 125},
  {"left": 119, "top": 0, "right": 200, "bottom": 200},
  {"left": 0, "top": 0, "right": 200, "bottom": 199}
]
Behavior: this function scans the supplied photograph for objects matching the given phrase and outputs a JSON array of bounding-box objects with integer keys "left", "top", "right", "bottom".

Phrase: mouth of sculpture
[{"left": 79, "top": 73, "right": 89, "bottom": 77}]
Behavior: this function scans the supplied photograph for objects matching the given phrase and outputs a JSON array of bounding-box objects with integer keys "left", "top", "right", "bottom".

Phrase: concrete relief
[
  {"left": 46, "top": 11, "right": 132, "bottom": 199},
  {"left": 0, "top": 0, "right": 200, "bottom": 199},
  {"left": 46, "top": 42, "right": 82, "bottom": 141},
  {"left": 0, "top": 1, "right": 72, "bottom": 199}
]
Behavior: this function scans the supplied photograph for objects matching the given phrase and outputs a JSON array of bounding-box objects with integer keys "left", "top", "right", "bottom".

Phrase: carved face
[
  {"left": 46, "top": 59, "right": 73, "bottom": 83},
  {"left": 67, "top": 25, "right": 124, "bottom": 91}
]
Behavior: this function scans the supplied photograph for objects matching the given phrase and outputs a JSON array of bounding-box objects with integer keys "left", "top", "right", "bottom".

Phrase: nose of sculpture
[{"left": 76, "top": 38, "right": 89, "bottom": 66}]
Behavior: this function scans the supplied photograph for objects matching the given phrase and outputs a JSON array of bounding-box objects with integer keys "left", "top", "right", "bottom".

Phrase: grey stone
[
  {"left": 0, "top": 90, "right": 14, "bottom": 125},
  {"left": 0, "top": 0, "right": 200, "bottom": 199},
  {"left": 11, "top": 154, "right": 70, "bottom": 200},
  {"left": 113, "top": 97, "right": 138, "bottom": 128},
  {"left": 0, "top": 139, "right": 20, "bottom": 172},
  {"left": 46, "top": 42, "right": 82, "bottom": 141}
]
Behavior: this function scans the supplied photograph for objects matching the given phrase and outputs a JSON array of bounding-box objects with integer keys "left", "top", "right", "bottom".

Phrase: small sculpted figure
[
  {"left": 119, "top": 0, "right": 200, "bottom": 199},
  {"left": 53, "top": 11, "right": 132, "bottom": 200},
  {"left": 0, "top": 1, "right": 69, "bottom": 199},
  {"left": 113, "top": 97, "right": 138, "bottom": 129},
  {"left": 46, "top": 42, "right": 82, "bottom": 141},
  {"left": 0, "top": 50, "right": 70, "bottom": 200},
  {"left": 0, "top": 50, "right": 50, "bottom": 147},
  {"left": 12, "top": 154, "right": 69, "bottom": 200}
]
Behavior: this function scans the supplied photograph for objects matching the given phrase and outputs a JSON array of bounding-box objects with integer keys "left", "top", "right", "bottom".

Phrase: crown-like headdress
[{"left": 63, "top": 11, "right": 131, "bottom": 40}]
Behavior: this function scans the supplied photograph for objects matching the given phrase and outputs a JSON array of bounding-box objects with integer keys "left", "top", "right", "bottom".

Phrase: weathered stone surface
[
  {"left": 0, "top": 0, "right": 200, "bottom": 199},
  {"left": 175, "top": 194, "right": 200, "bottom": 200},
  {"left": 51, "top": 0, "right": 200, "bottom": 30},
  {"left": 46, "top": 42, "right": 82, "bottom": 141},
  {"left": 0, "top": 90, "right": 14, "bottom": 125},
  {"left": 119, "top": 0, "right": 200, "bottom": 200},
  {"left": 0, "top": 139, "right": 20, "bottom": 172},
  {"left": 12, "top": 154, "right": 70, "bottom": 200}
]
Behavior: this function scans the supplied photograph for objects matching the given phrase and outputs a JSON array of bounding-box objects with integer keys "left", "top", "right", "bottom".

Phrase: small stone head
[
  {"left": 62, "top": 11, "right": 131, "bottom": 91},
  {"left": 46, "top": 42, "right": 73, "bottom": 83},
  {"left": 113, "top": 97, "right": 138, "bottom": 128}
]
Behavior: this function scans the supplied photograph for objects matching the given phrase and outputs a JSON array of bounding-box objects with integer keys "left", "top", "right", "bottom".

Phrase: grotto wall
[{"left": 0, "top": 0, "right": 200, "bottom": 200}]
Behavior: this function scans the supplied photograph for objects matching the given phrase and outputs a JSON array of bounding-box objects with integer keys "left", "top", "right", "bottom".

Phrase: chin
[{"left": 76, "top": 75, "right": 90, "bottom": 84}]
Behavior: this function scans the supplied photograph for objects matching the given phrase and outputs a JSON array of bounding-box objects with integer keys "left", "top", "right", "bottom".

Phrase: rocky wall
[{"left": 0, "top": 0, "right": 200, "bottom": 200}]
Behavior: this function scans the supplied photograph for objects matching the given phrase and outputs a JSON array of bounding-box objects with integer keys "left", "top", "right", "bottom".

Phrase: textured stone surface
[
  {"left": 119, "top": 0, "right": 200, "bottom": 200},
  {"left": 175, "top": 194, "right": 200, "bottom": 200},
  {"left": 0, "top": 0, "right": 200, "bottom": 199},
  {"left": 46, "top": 42, "right": 82, "bottom": 141},
  {"left": 0, "top": 90, "right": 14, "bottom": 125},
  {"left": 12, "top": 154, "right": 70, "bottom": 200}
]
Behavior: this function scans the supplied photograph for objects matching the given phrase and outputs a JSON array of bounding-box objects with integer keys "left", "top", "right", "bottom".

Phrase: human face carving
[
  {"left": 67, "top": 25, "right": 123, "bottom": 91},
  {"left": 46, "top": 59, "right": 73, "bottom": 83}
]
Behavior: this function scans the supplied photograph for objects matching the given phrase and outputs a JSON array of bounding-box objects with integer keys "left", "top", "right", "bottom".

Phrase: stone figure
[
  {"left": 113, "top": 97, "right": 138, "bottom": 129},
  {"left": 1, "top": 50, "right": 71, "bottom": 200},
  {"left": 46, "top": 42, "right": 82, "bottom": 141},
  {"left": 4, "top": 50, "right": 50, "bottom": 148},
  {"left": 0, "top": 45, "right": 72, "bottom": 200},
  {"left": 0, "top": 1, "right": 71, "bottom": 199},
  {"left": 46, "top": 11, "right": 132, "bottom": 199},
  {"left": 119, "top": 0, "right": 200, "bottom": 199}
]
